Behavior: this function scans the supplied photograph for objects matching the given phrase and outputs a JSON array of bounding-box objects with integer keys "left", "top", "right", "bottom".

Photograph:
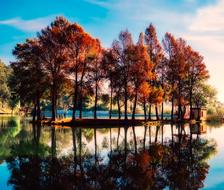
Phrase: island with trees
[{"left": 0, "top": 16, "right": 221, "bottom": 126}]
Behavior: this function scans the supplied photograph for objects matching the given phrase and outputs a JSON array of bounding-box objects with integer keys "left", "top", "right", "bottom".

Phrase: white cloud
[
  {"left": 189, "top": 0, "right": 224, "bottom": 32},
  {"left": 180, "top": 0, "right": 224, "bottom": 101},
  {"left": 0, "top": 15, "right": 57, "bottom": 32},
  {"left": 87, "top": 0, "right": 224, "bottom": 101}
]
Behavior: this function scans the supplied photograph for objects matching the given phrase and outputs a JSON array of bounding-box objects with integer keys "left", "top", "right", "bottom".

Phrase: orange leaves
[
  {"left": 139, "top": 82, "right": 151, "bottom": 99},
  {"left": 129, "top": 44, "right": 153, "bottom": 87},
  {"left": 149, "top": 87, "right": 164, "bottom": 104}
]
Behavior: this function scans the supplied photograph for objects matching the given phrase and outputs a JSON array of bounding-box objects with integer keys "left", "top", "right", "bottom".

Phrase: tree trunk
[
  {"left": 94, "top": 80, "right": 98, "bottom": 119},
  {"left": 148, "top": 104, "right": 151, "bottom": 120},
  {"left": 79, "top": 65, "right": 87, "bottom": 119},
  {"left": 72, "top": 69, "right": 78, "bottom": 120},
  {"left": 189, "top": 86, "right": 193, "bottom": 120},
  {"left": 117, "top": 96, "right": 121, "bottom": 119},
  {"left": 124, "top": 81, "right": 128, "bottom": 120},
  {"left": 51, "top": 85, "right": 56, "bottom": 121},
  {"left": 94, "top": 128, "right": 97, "bottom": 163},
  {"left": 36, "top": 92, "right": 41, "bottom": 121},
  {"left": 178, "top": 80, "right": 182, "bottom": 120},
  {"left": 155, "top": 104, "right": 159, "bottom": 120},
  {"left": 143, "top": 98, "right": 147, "bottom": 121},
  {"left": 132, "top": 91, "right": 138, "bottom": 120},
  {"left": 109, "top": 79, "right": 113, "bottom": 119},
  {"left": 171, "top": 95, "right": 174, "bottom": 122},
  {"left": 79, "top": 82, "right": 83, "bottom": 119},
  {"left": 161, "top": 102, "right": 164, "bottom": 121},
  {"left": 79, "top": 94, "right": 83, "bottom": 119}
]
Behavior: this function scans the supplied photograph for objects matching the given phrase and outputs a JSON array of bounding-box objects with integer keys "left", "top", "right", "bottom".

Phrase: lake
[{"left": 0, "top": 115, "right": 223, "bottom": 190}]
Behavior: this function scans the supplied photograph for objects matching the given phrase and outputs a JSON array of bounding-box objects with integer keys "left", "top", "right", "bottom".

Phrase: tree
[
  {"left": 114, "top": 30, "right": 134, "bottom": 120},
  {"left": 65, "top": 23, "right": 97, "bottom": 120},
  {"left": 139, "top": 82, "right": 151, "bottom": 120},
  {"left": 87, "top": 39, "right": 103, "bottom": 119},
  {"left": 145, "top": 24, "right": 164, "bottom": 120},
  {"left": 11, "top": 39, "right": 47, "bottom": 120},
  {"left": 0, "top": 60, "right": 11, "bottom": 108},
  {"left": 192, "top": 82, "right": 216, "bottom": 108},
  {"left": 162, "top": 33, "right": 178, "bottom": 121},
  {"left": 101, "top": 48, "right": 117, "bottom": 119},
  {"left": 37, "top": 16, "right": 70, "bottom": 121},
  {"left": 186, "top": 48, "right": 209, "bottom": 119},
  {"left": 128, "top": 42, "right": 153, "bottom": 119}
]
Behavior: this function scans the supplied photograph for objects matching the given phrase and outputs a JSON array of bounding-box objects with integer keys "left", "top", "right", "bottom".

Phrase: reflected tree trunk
[
  {"left": 79, "top": 128, "right": 83, "bottom": 174},
  {"left": 149, "top": 126, "right": 151, "bottom": 145},
  {"left": 117, "top": 127, "right": 121, "bottom": 149},
  {"left": 124, "top": 127, "right": 128, "bottom": 160},
  {"left": 143, "top": 126, "right": 147, "bottom": 150},
  {"left": 155, "top": 126, "right": 160, "bottom": 143},
  {"left": 171, "top": 124, "right": 174, "bottom": 146},
  {"left": 37, "top": 125, "right": 41, "bottom": 144},
  {"left": 32, "top": 123, "right": 37, "bottom": 143},
  {"left": 32, "top": 102, "right": 37, "bottom": 122},
  {"left": 110, "top": 128, "right": 112, "bottom": 153},
  {"left": 161, "top": 124, "right": 164, "bottom": 145},
  {"left": 132, "top": 126, "right": 137, "bottom": 155},
  {"left": 51, "top": 127, "right": 56, "bottom": 157},
  {"left": 72, "top": 128, "right": 77, "bottom": 171}
]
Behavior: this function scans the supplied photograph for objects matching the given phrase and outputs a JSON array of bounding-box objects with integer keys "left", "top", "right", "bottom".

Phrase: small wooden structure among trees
[{"left": 191, "top": 107, "right": 207, "bottom": 121}]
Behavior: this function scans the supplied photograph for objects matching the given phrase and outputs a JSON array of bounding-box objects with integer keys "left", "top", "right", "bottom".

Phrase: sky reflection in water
[{"left": 0, "top": 115, "right": 223, "bottom": 189}]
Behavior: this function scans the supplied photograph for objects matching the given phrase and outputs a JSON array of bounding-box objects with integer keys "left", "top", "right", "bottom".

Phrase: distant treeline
[{"left": 3, "top": 16, "right": 216, "bottom": 121}]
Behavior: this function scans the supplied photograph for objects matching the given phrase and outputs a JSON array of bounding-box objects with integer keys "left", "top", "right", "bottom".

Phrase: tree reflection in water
[{"left": 4, "top": 123, "right": 216, "bottom": 190}]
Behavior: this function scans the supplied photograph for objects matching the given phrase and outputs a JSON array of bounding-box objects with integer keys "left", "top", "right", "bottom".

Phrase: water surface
[{"left": 0, "top": 115, "right": 223, "bottom": 189}]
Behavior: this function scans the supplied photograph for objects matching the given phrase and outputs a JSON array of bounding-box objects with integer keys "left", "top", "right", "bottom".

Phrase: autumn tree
[
  {"left": 87, "top": 39, "right": 103, "bottom": 119},
  {"left": 113, "top": 30, "right": 133, "bottom": 119},
  {"left": 145, "top": 24, "right": 164, "bottom": 120},
  {"left": 128, "top": 41, "right": 153, "bottom": 119},
  {"left": 65, "top": 23, "right": 97, "bottom": 120},
  {"left": 37, "top": 16, "right": 70, "bottom": 121},
  {"left": 162, "top": 33, "right": 178, "bottom": 121},
  {"left": 139, "top": 82, "right": 151, "bottom": 120},
  {"left": 101, "top": 48, "right": 117, "bottom": 119},
  {"left": 186, "top": 48, "right": 209, "bottom": 119}
]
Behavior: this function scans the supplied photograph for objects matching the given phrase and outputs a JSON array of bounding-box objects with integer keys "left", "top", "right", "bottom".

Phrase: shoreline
[{"left": 30, "top": 118, "right": 202, "bottom": 128}]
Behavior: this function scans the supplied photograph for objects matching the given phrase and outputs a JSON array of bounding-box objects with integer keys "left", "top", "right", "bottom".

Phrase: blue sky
[{"left": 1, "top": 0, "right": 224, "bottom": 101}]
